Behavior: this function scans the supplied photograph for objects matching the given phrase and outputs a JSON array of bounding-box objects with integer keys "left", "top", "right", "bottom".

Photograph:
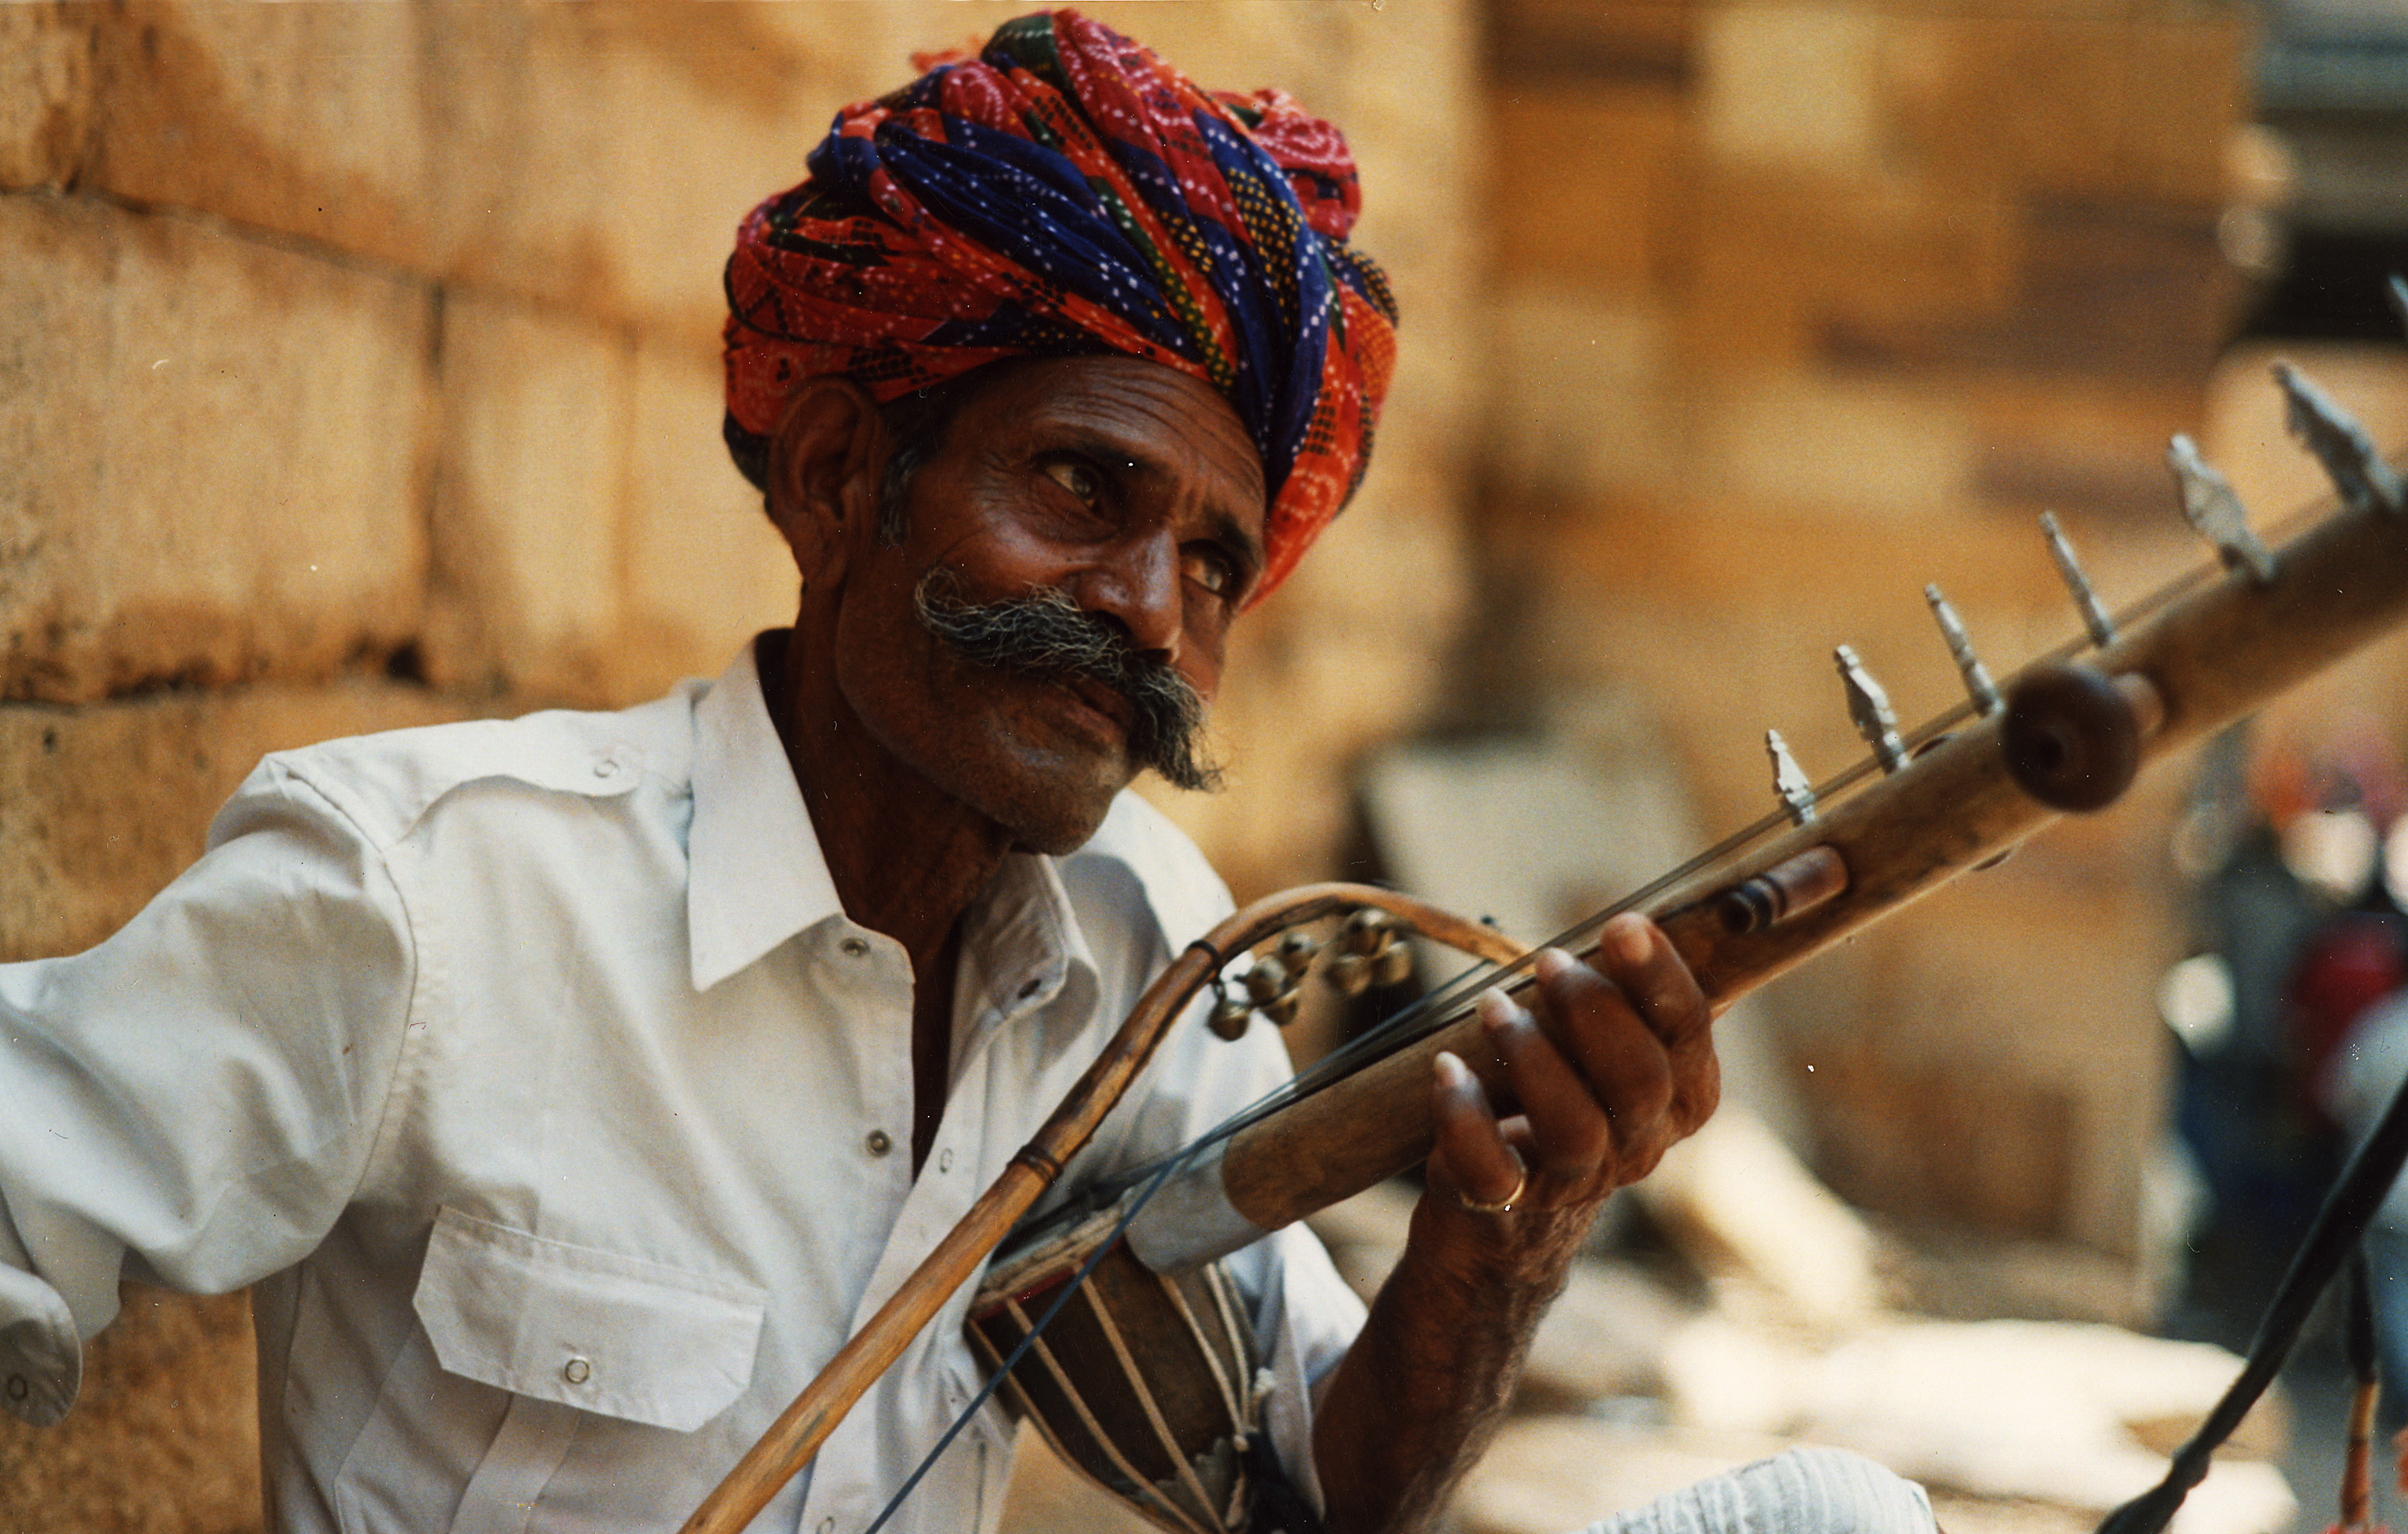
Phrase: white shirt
[{"left": 0, "top": 639, "right": 1363, "bottom": 1533}]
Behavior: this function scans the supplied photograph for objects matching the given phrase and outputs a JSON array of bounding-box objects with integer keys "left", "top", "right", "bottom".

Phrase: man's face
[{"left": 831, "top": 355, "right": 1268, "bottom": 855}]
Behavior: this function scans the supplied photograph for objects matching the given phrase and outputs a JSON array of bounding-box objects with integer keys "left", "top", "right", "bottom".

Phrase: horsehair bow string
[{"left": 694, "top": 349, "right": 2408, "bottom": 1530}]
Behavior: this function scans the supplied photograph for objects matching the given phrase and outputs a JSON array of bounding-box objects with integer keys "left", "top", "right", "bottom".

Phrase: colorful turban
[{"left": 722, "top": 9, "right": 1398, "bottom": 605}]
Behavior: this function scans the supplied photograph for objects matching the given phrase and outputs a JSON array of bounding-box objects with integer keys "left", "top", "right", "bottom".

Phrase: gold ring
[{"left": 1456, "top": 1161, "right": 1527, "bottom": 1215}]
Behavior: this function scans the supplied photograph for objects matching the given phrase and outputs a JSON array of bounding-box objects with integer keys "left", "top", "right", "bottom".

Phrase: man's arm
[
  {"left": 0, "top": 760, "right": 413, "bottom": 1425},
  {"left": 1311, "top": 913, "right": 1719, "bottom": 1534}
]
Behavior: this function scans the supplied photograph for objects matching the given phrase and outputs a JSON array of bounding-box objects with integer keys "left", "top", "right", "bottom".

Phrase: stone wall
[{"left": 0, "top": 3, "right": 1480, "bottom": 1526}]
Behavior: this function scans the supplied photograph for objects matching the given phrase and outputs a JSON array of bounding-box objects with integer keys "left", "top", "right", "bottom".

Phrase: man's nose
[{"left": 1076, "top": 534, "right": 1182, "bottom": 662}]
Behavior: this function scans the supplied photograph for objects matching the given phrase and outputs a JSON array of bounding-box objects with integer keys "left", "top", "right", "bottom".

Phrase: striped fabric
[{"left": 722, "top": 10, "right": 1398, "bottom": 605}]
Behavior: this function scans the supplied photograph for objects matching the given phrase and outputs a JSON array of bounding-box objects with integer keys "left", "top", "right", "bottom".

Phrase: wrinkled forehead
[{"left": 921, "top": 355, "right": 1268, "bottom": 537}]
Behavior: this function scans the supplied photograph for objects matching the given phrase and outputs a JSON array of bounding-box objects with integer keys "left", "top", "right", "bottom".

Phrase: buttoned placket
[{"left": 795, "top": 921, "right": 1078, "bottom": 1534}]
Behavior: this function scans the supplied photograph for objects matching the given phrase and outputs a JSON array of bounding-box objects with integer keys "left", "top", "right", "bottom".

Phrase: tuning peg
[
  {"left": 2273, "top": 363, "right": 2405, "bottom": 518},
  {"left": 1924, "top": 584, "right": 2002, "bottom": 717},
  {"left": 2040, "top": 512, "right": 2116, "bottom": 648},
  {"left": 1766, "top": 729, "right": 1817, "bottom": 824},
  {"left": 2164, "top": 434, "right": 2277, "bottom": 584},
  {"left": 1835, "top": 646, "right": 1907, "bottom": 774}
]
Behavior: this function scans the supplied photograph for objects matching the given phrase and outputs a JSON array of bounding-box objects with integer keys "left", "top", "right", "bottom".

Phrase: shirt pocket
[{"left": 412, "top": 1205, "right": 769, "bottom": 1434}]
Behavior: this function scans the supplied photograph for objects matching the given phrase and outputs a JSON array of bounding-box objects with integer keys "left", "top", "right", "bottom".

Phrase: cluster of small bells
[{"left": 1207, "top": 907, "right": 1416, "bottom": 1040}]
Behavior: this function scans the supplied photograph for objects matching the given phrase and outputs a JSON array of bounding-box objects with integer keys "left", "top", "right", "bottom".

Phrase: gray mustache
[{"left": 911, "top": 575, "right": 1224, "bottom": 794}]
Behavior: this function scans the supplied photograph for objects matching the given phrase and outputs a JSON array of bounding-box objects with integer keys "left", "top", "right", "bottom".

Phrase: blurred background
[{"left": 4, "top": 1, "right": 2408, "bottom": 1531}]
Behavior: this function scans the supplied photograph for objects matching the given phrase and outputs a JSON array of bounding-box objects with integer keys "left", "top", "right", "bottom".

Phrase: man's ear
[{"left": 765, "top": 376, "right": 888, "bottom": 593}]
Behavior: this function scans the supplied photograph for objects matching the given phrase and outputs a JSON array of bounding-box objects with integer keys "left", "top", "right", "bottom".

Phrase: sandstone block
[
  {"left": 1697, "top": 3, "right": 1883, "bottom": 175},
  {"left": 0, "top": 1286, "right": 257, "bottom": 1534},
  {"left": 1492, "top": 0, "right": 1693, "bottom": 88},
  {"left": 1872, "top": 11, "right": 2245, "bottom": 208},
  {"left": 1881, "top": 15, "right": 2144, "bottom": 200},
  {"left": 1, "top": 683, "right": 470, "bottom": 962},
  {"left": 2112, "top": 19, "right": 2253, "bottom": 205},
  {"left": 1486, "top": 294, "right": 1687, "bottom": 499},
  {"left": 616, "top": 334, "right": 800, "bottom": 703},
  {"left": 1965, "top": 376, "right": 2222, "bottom": 522},
  {"left": 87, "top": 1, "right": 439, "bottom": 272},
  {"left": 0, "top": 194, "right": 436, "bottom": 703},
  {"left": 422, "top": 5, "right": 841, "bottom": 336},
  {"left": 1691, "top": 378, "right": 1977, "bottom": 518},
  {"left": 1673, "top": 168, "right": 2020, "bottom": 373},
  {"left": 1819, "top": 195, "right": 2238, "bottom": 383},
  {"left": 1492, "top": 86, "right": 1684, "bottom": 294},
  {"left": 0, "top": 3, "right": 94, "bottom": 191},
  {"left": 425, "top": 289, "right": 632, "bottom": 701}
]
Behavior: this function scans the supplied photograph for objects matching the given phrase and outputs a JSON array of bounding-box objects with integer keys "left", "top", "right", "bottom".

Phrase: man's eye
[
  {"left": 1182, "top": 548, "right": 1234, "bottom": 596},
  {"left": 1043, "top": 461, "right": 1100, "bottom": 503}
]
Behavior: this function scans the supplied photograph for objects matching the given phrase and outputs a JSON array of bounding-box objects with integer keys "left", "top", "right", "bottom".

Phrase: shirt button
[
  {"left": 937, "top": 1148, "right": 955, "bottom": 1173},
  {"left": 840, "top": 936, "right": 870, "bottom": 959},
  {"left": 866, "top": 1128, "right": 893, "bottom": 1157},
  {"left": 1016, "top": 977, "right": 1043, "bottom": 1000},
  {"left": 562, "top": 1357, "right": 592, "bottom": 1385},
  {"left": 818, "top": 1519, "right": 836, "bottom": 1534}
]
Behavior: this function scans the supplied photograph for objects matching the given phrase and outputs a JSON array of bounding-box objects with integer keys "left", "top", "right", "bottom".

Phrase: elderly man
[{"left": 1, "top": 14, "right": 1932, "bottom": 1534}]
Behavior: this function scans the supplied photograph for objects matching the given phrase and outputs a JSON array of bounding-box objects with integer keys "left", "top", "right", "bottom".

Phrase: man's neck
[
  {"left": 756, "top": 630, "right": 1010, "bottom": 968},
  {"left": 763, "top": 627, "right": 1003, "bottom": 1178}
]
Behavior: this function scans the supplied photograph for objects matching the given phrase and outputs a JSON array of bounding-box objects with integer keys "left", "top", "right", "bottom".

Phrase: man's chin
[
  {"left": 975, "top": 757, "right": 1131, "bottom": 858},
  {"left": 1004, "top": 811, "right": 1113, "bottom": 858}
]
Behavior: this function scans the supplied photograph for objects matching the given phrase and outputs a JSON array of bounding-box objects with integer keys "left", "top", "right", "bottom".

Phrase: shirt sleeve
[{"left": 0, "top": 758, "right": 414, "bottom": 1425}]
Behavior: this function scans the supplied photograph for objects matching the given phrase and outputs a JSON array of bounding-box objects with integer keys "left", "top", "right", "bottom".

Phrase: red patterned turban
[{"left": 722, "top": 10, "right": 1398, "bottom": 605}]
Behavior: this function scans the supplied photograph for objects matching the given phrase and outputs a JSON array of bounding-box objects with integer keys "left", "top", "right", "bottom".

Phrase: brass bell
[
  {"left": 1372, "top": 941, "right": 1414, "bottom": 987},
  {"left": 1276, "top": 929, "right": 1318, "bottom": 977},
  {"left": 1339, "top": 908, "right": 1389, "bottom": 955},
  {"left": 1243, "top": 957, "right": 1289, "bottom": 1007},
  {"left": 1208, "top": 994, "right": 1255, "bottom": 1041},
  {"left": 1259, "top": 991, "right": 1301, "bottom": 1028},
  {"left": 1325, "top": 951, "right": 1372, "bottom": 998}
]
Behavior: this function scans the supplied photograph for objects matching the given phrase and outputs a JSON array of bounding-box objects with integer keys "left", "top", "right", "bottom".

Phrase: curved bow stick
[{"left": 679, "top": 886, "right": 1515, "bottom": 1534}]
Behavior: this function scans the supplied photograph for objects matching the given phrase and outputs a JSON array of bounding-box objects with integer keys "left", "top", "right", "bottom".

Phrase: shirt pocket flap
[{"left": 413, "top": 1206, "right": 768, "bottom": 1434}]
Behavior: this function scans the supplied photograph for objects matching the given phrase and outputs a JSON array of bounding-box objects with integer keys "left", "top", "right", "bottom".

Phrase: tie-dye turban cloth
[{"left": 722, "top": 9, "right": 1398, "bottom": 605}]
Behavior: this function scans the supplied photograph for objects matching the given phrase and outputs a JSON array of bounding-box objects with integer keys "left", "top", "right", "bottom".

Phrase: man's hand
[
  {"left": 1314, "top": 911, "right": 1717, "bottom": 1534},
  {"left": 1425, "top": 911, "right": 1719, "bottom": 1254}
]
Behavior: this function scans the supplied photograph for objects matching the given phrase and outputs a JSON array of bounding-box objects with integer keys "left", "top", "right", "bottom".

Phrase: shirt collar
[
  {"left": 684, "top": 636, "right": 1180, "bottom": 1009},
  {"left": 687, "top": 636, "right": 848, "bottom": 991}
]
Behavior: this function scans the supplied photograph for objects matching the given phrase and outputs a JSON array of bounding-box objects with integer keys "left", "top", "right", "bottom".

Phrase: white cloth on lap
[{"left": 1572, "top": 1448, "right": 1936, "bottom": 1534}]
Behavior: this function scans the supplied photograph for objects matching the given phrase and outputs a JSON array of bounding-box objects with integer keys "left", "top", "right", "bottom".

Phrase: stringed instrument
[{"left": 684, "top": 339, "right": 2408, "bottom": 1534}]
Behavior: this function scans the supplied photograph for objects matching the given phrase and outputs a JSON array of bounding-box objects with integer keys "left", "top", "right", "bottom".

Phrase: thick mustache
[{"left": 911, "top": 574, "right": 1225, "bottom": 793}]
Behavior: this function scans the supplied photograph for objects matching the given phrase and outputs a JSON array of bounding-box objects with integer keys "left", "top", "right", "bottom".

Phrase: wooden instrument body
[{"left": 968, "top": 1206, "right": 1265, "bottom": 1534}]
